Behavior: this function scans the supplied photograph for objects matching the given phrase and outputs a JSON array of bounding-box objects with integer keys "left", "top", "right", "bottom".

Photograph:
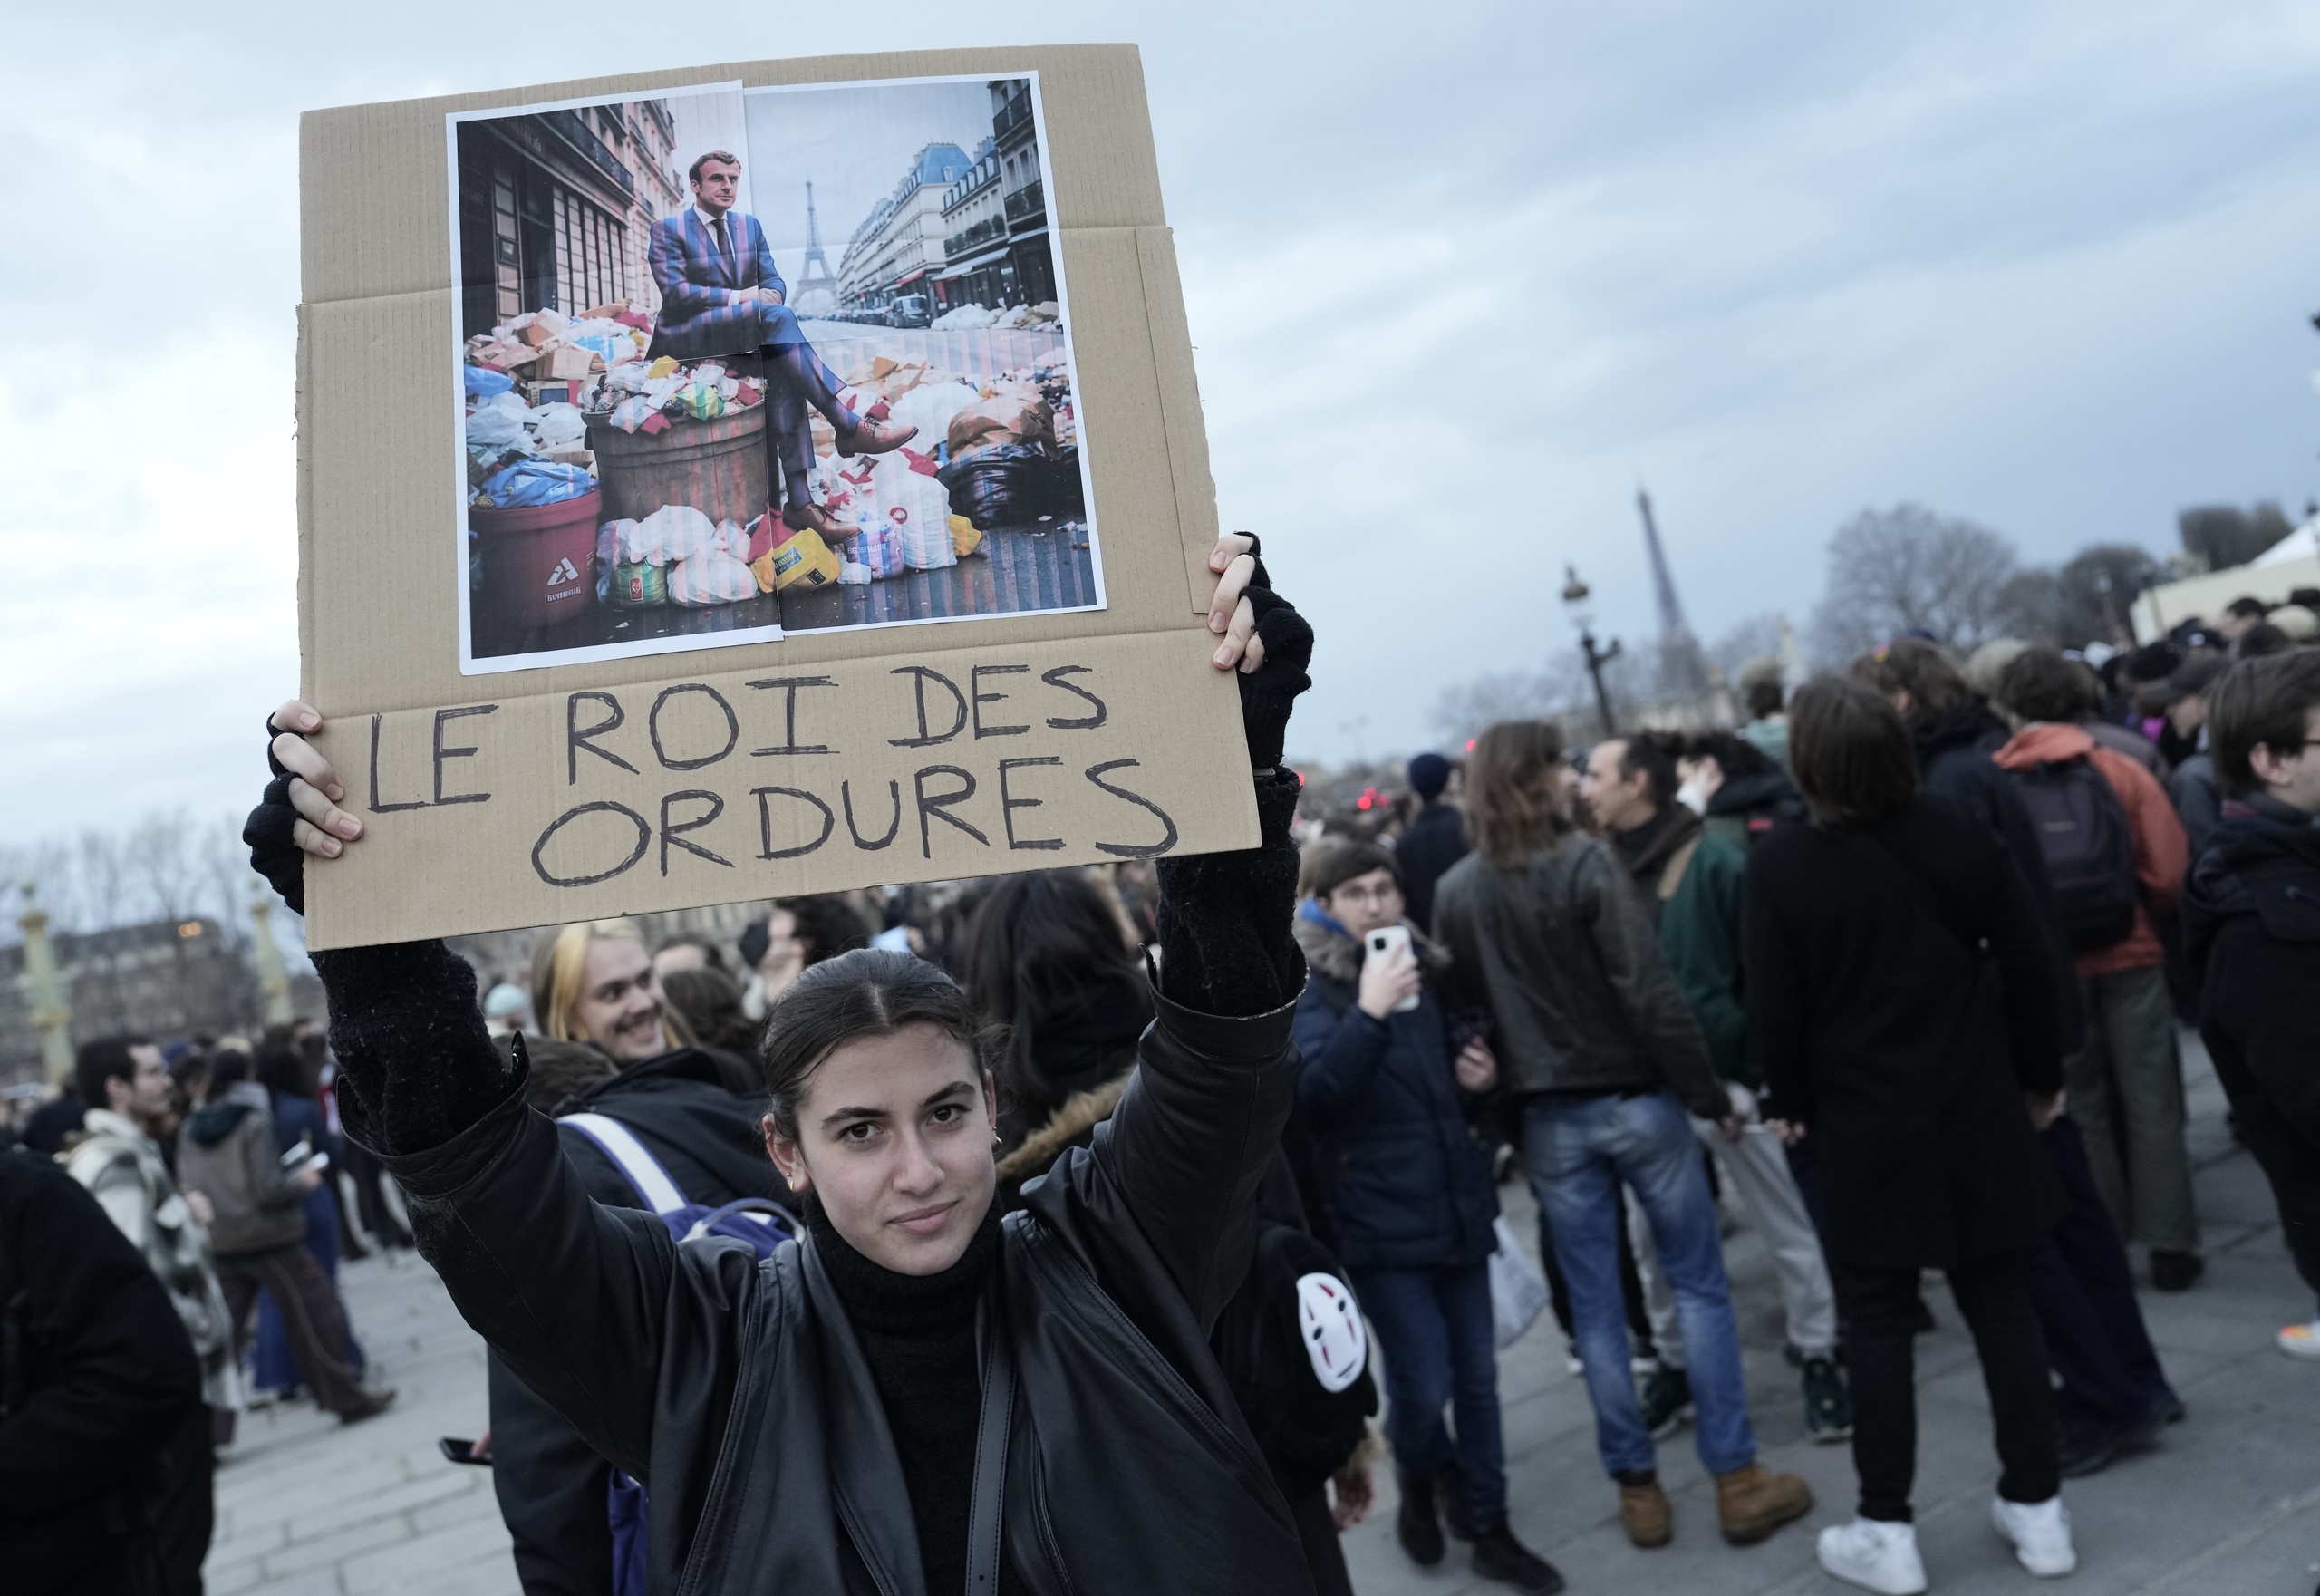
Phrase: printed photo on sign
[{"left": 449, "top": 73, "right": 1103, "bottom": 675}]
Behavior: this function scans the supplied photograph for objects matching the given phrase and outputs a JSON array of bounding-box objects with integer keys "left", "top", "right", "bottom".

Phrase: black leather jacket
[
  {"left": 382, "top": 981, "right": 1306, "bottom": 1596},
  {"left": 1431, "top": 831, "right": 1726, "bottom": 1116}
]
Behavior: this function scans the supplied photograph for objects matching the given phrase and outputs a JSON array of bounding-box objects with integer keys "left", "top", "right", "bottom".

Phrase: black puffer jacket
[{"left": 2180, "top": 803, "right": 2320, "bottom": 1154}]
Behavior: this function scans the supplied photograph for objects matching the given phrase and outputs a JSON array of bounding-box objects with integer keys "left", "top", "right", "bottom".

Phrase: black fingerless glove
[
  {"left": 245, "top": 716, "right": 304, "bottom": 914},
  {"left": 1235, "top": 585, "right": 1313, "bottom": 772}
]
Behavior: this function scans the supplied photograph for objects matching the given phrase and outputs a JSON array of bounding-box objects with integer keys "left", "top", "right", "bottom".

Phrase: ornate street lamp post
[{"left": 1561, "top": 565, "right": 1622, "bottom": 739}]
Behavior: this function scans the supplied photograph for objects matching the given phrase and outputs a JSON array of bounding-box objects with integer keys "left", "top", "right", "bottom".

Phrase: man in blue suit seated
[{"left": 648, "top": 150, "right": 914, "bottom": 537}]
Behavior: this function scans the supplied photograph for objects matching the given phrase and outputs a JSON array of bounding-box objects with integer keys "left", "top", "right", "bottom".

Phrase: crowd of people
[{"left": 5, "top": 548, "right": 2318, "bottom": 1596}]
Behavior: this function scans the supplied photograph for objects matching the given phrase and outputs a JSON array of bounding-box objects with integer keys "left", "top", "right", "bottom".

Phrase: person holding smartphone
[{"left": 1290, "top": 840, "right": 1560, "bottom": 1592}]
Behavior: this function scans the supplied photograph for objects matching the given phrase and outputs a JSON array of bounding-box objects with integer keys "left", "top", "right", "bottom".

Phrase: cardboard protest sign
[{"left": 298, "top": 45, "right": 1250, "bottom": 950}]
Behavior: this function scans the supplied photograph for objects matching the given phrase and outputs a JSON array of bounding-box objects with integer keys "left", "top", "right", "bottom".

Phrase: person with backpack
[
  {"left": 1993, "top": 648, "right": 2198, "bottom": 1291},
  {"left": 1291, "top": 838, "right": 1558, "bottom": 1591},
  {"left": 488, "top": 929, "right": 802, "bottom": 1596},
  {"left": 1750, "top": 677, "right": 2074, "bottom": 1593},
  {"left": 246, "top": 533, "right": 1333, "bottom": 1596}
]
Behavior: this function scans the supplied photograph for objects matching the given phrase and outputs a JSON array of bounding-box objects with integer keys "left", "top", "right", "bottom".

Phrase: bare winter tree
[
  {"left": 1994, "top": 544, "right": 2160, "bottom": 648},
  {"left": 1808, "top": 504, "right": 2021, "bottom": 665},
  {"left": 1431, "top": 646, "right": 1654, "bottom": 747}
]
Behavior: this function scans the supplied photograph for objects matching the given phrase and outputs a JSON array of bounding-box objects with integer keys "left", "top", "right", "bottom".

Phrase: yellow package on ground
[
  {"left": 947, "top": 514, "right": 984, "bottom": 557},
  {"left": 752, "top": 525, "right": 840, "bottom": 591}
]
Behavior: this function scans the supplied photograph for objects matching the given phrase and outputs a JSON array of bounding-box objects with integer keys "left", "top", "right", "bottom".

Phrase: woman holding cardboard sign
[{"left": 247, "top": 533, "right": 1322, "bottom": 1596}]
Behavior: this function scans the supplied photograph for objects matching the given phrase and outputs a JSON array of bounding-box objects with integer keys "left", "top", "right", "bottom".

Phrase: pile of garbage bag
[
  {"left": 929, "top": 300, "right": 1060, "bottom": 332},
  {"left": 810, "top": 354, "right": 1085, "bottom": 539},
  {"left": 596, "top": 359, "right": 762, "bottom": 436},
  {"left": 466, "top": 304, "right": 652, "bottom": 383}
]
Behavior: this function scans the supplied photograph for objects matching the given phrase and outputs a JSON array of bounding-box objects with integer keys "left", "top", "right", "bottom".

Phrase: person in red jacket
[{"left": 1993, "top": 649, "right": 2198, "bottom": 1289}]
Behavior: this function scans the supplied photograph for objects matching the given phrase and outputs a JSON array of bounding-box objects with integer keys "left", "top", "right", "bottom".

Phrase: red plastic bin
[{"left": 471, "top": 488, "right": 602, "bottom": 634}]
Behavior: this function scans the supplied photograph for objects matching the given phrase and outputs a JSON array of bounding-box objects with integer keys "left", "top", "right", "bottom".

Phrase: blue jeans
[
  {"left": 1522, "top": 1089, "right": 1757, "bottom": 1477},
  {"left": 1349, "top": 1260, "right": 1507, "bottom": 1527}
]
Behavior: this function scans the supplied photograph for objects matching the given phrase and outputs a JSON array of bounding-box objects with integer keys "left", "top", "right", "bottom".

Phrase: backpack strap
[
  {"left": 966, "top": 1297, "right": 1018, "bottom": 1596},
  {"left": 559, "top": 1113, "right": 690, "bottom": 1216},
  {"left": 1657, "top": 835, "right": 1703, "bottom": 903}
]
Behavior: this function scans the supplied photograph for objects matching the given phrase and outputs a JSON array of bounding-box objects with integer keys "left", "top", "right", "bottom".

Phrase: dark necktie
[{"left": 711, "top": 215, "right": 737, "bottom": 284}]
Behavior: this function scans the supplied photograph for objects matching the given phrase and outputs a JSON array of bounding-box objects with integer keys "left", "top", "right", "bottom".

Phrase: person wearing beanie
[{"left": 1395, "top": 752, "right": 1469, "bottom": 932}]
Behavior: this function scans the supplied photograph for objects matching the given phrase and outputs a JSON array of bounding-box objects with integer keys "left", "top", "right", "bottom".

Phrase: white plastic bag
[
  {"left": 1488, "top": 1216, "right": 1552, "bottom": 1349},
  {"left": 667, "top": 517, "right": 756, "bottom": 607},
  {"left": 634, "top": 504, "right": 718, "bottom": 565},
  {"left": 875, "top": 456, "right": 957, "bottom": 570},
  {"left": 886, "top": 381, "right": 981, "bottom": 458},
  {"left": 527, "top": 401, "right": 587, "bottom": 450},
  {"left": 465, "top": 390, "right": 533, "bottom": 450}
]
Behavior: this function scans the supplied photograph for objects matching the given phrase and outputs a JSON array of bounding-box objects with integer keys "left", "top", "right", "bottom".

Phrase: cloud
[{"left": 4, "top": 0, "right": 2317, "bottom": 848}]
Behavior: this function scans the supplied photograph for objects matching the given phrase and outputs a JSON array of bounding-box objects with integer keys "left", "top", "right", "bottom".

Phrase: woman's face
[
  {"left": 763, "top": 1024, "right": 998, "bottom": 1276},
  {"left": 573, "top": 937, "right": 667, "bottom": 1062}
]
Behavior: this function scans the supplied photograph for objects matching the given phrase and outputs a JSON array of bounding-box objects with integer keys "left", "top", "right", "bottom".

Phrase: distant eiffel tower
[
  {"left": 1637, "top": 486, "right": 1713, "bottom": 702},
  {"left": 795, "top": 180, "right": 837, "bottom": 308}
]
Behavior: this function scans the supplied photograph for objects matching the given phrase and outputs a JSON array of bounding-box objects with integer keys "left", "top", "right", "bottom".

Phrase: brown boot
[
  {"left": 1619, "top": 1477, "right": 1672, "bottom": 1548},
  {"left": 781, "top": 501, "right": 846, "bottom": 540},
  {"left": 1714, "top": 1461, "right": 1812, "bottom": 1544},
  {"left": 836, "top": 417, "right": 919, "bottom": 457}
]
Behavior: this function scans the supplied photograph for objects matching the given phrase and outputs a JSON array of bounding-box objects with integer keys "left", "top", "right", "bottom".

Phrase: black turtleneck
[{"left": 808, "top": 1196, "right": 1004, "bottom": 1596}]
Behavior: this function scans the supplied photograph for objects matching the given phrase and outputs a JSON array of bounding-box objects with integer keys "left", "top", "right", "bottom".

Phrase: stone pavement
[{"left": 208, "top": 1030, "right": 2320, "bottom": 1595}]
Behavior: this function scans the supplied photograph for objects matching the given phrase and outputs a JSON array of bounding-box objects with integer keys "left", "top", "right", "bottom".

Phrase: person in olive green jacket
[{"left": 1582, "top": 734, "right": 1853, "bottom": 1446}]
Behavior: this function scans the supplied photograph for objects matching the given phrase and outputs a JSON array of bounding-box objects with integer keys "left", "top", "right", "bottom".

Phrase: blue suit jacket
[{"left": 647, "top": 208, "right": 788, "bottom": 360}]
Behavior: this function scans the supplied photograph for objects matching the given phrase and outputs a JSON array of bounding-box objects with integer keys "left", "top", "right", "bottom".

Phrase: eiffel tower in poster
[{"left": 793, "top": 179, "right": 838, "bottom": 316}]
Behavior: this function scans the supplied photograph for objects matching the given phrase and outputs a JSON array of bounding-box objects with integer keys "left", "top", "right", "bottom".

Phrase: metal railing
[{"left": 1004, "top": 180, "right": 1045, "bottom": 226}]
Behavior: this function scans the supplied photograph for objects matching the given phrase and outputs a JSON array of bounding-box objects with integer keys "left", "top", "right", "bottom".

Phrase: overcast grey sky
[{"left": 2, "top": 1, "right": 2315, "bottom": 844}]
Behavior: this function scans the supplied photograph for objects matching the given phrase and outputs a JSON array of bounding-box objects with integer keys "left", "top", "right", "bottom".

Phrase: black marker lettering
[
  {"left": 887, "top": 666, "right": 969, "bottom": 747},
  {"left": 971, "top": 664, "right": 1030, "bottom": 738},
  {"left": 649, "top": 684, "right": 740, "bottom": 771},
  {"left": 367, "top": 715, "right": 425, "bottom": 813},
  {"left": 1040, "top": 665, "right": 1107, "bottom": 730},
  {"left": 914, "top": 765, "right": 991, "bottom": 858},
  {"left": 745, "top": 676, "right": 839, "bottom": 756},
  {"left": 566, "top": 692, "right": 638, "bottom": 785},
  {"left": 842, "top": 779, "right": 903, "bottom": 851},
  {"left": 997, "top": 757, "right": 1065, "bottom": 850},
  {"left": 659, "top": 790, "right": 733, "bottom": 875},
  {"left": 431, "top": 705, "right": 497, "bottom": 806},
  {"left": 752, "top": 786, "right": 836, "bottom": 859},
  {"left": 1084, "top": 759, "right": 1180, "bottom": 857},
  {"left": 531, "top": 801, "right": 651, "bottom": 886}
]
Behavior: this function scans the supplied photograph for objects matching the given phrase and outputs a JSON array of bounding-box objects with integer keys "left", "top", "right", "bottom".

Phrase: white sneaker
[
  {"left": 1991, "top": 1494, "right": 2076, "bottom": 1577},
  {"left": 2278, "top": 1319, "right": 2320, "bottom": 1359},
  {"left": 1816, "top": 1517, "right": 1928, "bottom": 1594}
]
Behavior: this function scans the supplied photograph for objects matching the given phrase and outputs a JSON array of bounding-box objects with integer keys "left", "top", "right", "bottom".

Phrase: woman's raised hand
[{"left": 266, "top": 700, "right": 364, "bottom": 859}]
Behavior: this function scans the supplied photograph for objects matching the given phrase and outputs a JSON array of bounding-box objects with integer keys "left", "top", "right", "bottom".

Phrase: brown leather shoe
[
  {"left": 836, "top": 417, "right": 919, "bottom": 457},
  {"left": 1714, "top": 1462, "right": 1812, "bottom": 1544},
  {"left": 781, "top": 501, "right": 846, "bottom": 539},
  {"left": 1619, "top": 1478, "right": 1672, "bottom": 1548}
]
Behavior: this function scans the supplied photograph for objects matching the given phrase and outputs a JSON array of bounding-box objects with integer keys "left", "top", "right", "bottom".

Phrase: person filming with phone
[{"left": 1290, "top": 841, "right": 1561, "bottom": 1591}]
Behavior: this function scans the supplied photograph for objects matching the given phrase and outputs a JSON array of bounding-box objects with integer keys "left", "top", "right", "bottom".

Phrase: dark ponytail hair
[{"left": 759, "top": 948, "right": 994, "bottom": 1140}]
